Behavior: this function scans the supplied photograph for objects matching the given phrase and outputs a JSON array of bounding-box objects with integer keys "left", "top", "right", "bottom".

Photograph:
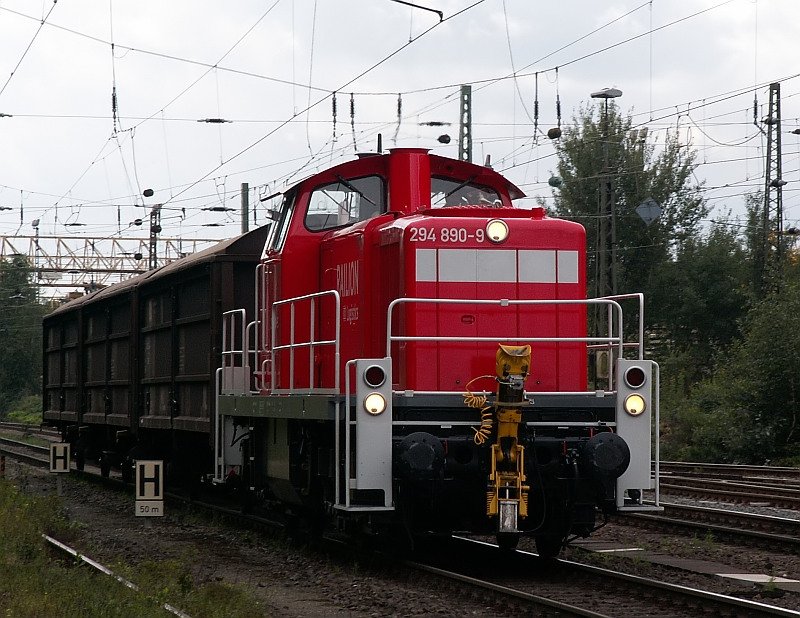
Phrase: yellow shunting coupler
[{"left": 487, "top": 344, "right": 532, "bottom": 533}]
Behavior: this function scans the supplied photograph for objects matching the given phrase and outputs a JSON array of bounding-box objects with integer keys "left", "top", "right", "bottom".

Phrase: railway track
[
  {"left": 0, "top": 421, "right": 60, "bottom": 442},
  {"left": 661, "top": 461, "right": 800, "bottom": 481},
  {"left": 621, "top": 501, "right": 800, "bottom": 552},
  {"left": 0, "top": 435, "right": 52, "bottom": 469},
  {"left": 412, "top": 537, "right": 800, "bottom": 617},
  {"left": 4, "top": 445, "right": 800, "bottom": 616},
  {"left": 659, "top": 476, "right": 800, "bottom": 509}
]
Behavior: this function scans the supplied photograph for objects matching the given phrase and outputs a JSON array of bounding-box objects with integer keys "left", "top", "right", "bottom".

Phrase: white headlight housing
[
  {"left": 624, "top": 393, "right": 646, "bottom": 416},
  {"left": 364, "top": 392, "right": 387, "bottom": 415},
  {"left": 486, "top": 219, "right": 509, "bottom": 243}
]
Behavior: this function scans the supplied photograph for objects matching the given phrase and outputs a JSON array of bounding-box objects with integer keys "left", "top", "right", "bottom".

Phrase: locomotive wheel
[
  {"left": 497, "top": 532, "right": 520, "bottom": 551},
  {"left": 534, "top": 533, "right": 564, "bottom": 559}
]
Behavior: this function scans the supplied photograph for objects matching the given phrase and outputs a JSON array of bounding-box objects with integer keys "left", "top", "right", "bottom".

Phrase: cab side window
[
  {"left": 264, "top": 191, "right": 295, "bottom": 253},
  {"left": 305, "top": 175, "right": 386, "bottom": 232}
]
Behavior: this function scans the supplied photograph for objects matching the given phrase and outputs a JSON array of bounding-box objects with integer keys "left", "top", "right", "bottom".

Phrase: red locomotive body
[
  {"left": 219, "top": 148, "right": 661, "bottom": 554},
  {"left": 44, "top": 148, "right": 661, "bottom": 557},
  {"left": 259, "top": 150, "right": 588, "bottom": 394}
]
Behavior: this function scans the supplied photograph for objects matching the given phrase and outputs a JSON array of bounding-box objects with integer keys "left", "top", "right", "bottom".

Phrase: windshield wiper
[
  {"left": 432, "top": 175, "right": 478, "bottom": 206},
  {"left": 336, "top": 175, "right": 377, "bottom": 207}
]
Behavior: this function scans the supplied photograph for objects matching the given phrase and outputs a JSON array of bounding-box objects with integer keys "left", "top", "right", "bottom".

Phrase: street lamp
[{"left": 590, "top": 87, "right": 622, "bottom": 298}]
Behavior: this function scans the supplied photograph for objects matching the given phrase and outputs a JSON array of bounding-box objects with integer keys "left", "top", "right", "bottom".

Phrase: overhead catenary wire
[
  {"left": 0, "top": 0, "right": 58, "bottom": 101},
  {"left": 3, "top": 0, "right": 798, "bottom": 239}
]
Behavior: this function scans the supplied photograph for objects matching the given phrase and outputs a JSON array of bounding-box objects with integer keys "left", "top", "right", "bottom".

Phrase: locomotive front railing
[{"left": 386, "top": 295, "right": 649, "bottom": 394}]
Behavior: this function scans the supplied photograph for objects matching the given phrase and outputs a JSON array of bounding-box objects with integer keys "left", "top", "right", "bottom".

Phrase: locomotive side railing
[
  {"left": 253, "top": 263, "right": 266, "bottom": 392},
  {"left": 602, "top": 293, "right": 646, "bottom": 359},
  {"left": 221, "top": 309, "right": 250, "bottom": 396},
  {"left": 270, "top": 290, "right": 341, "bottom": 394}
]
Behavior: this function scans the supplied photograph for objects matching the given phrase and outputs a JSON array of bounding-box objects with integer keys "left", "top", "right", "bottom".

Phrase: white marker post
[
  {"left": 49, "top": 443, "right": 70, "bottom": 496},
  {"left": 135, "top": 460, "right": 164, "bottom": 525}
]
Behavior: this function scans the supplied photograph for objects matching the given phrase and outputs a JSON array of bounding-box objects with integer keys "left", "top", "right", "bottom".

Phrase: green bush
[{"left": 6, "top": 394, "right": 43, "bottom": 424}]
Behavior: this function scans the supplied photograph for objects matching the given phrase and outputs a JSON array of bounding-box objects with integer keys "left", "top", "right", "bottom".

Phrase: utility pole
[
  {"left": 241, "top": 183, "right": 249, "bottom": 234},
  {"left": 458, "top": 85, "right": 472, "bottom": 163},
  {"left": 763, "top": 81, "right": 785, "bottom": 292},
  {"left": 591, "top": 88, "right": 623, "bottom": 298},
  {"left": 148, "top": 204, "right": 162, "bottom": 270}
]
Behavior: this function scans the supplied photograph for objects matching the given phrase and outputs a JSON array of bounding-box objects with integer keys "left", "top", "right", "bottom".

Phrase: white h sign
[
  {"left": 49, "top": 443, "right": 70, "bottom": 473},
  {"left": 135, "top": 460, "right": 164, "bottom": 517}
]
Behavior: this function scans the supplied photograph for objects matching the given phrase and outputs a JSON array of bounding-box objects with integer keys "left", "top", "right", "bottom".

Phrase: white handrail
[
  {"left": 386, "top": 297, "right": 625, "bottom": 357},
  {"left": 270, "top": 290, "right": 341, "bottom": 393}
]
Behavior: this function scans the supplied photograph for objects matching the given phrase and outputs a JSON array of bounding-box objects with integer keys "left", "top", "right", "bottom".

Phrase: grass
[
  {"left": 5, "top": 395, "right": 43, "bottom": 425},
  {"left": 0, "top": 478, "right": 265, "bottom": 617}
]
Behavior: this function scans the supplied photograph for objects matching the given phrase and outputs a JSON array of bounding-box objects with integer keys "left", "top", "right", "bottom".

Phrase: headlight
[
  {"left": 364, "top": 365, "right": 386, "bottom": 388},
  {"left": 364, "top": 393, "right": 387, "bottom": 415},
  {"left": 623, "top": 394, "right": 646, "bottom": 416},
  {"left": 624, "top": 366, "right": 646, "bottom": 388},
  {"left": 486, "top": 219, "right": 509, "bottom": 243}
]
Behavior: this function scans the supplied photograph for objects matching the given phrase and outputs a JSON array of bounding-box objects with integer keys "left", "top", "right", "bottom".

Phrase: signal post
[{"left": 49, "top": 442, "right": 71, "bottom": 496}]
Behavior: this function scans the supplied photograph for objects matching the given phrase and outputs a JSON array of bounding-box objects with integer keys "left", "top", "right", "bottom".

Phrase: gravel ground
[
  {"left": 556, "top": 511, "right": 800, "bottom": 611},
  {"left": 6, "top": 460, "right": 514, "bottom": 617},
  {"left": 7, "top": 457, "right": 800, "bottom": 616}
]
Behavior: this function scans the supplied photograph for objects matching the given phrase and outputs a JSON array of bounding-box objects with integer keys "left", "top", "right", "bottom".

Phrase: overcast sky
[{"left": 1, "top": 0, "right": 798, "bottom": 256}]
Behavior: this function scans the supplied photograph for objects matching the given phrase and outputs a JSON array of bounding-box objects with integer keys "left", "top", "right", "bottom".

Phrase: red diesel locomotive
[{"left": 44, "top": 148, "right": 660, "bottom": 556}]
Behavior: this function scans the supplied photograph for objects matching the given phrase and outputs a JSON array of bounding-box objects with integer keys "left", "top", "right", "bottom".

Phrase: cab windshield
[
  {"left": 305, "top": 175, "right": 386, "bottom": 231},
  {"left": 430, "top": 177, "right": 501, "bottom": 207}
]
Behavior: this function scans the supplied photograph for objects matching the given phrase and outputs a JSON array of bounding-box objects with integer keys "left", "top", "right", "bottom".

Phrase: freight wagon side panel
[
  {"left": 43, "top": 319, "right": 64, "bottom": 422},
  {"left": 139, "top": 288, "right": 174, "bottom": 430},
  {"left": 173, "top": 270, "right": 212, "bottom": 432},
  {"left": 107, "top": 301, "right": 134, "bottom": 427},
  {"left": 82, "top": 306, "right": 110, "bottom": 425}
]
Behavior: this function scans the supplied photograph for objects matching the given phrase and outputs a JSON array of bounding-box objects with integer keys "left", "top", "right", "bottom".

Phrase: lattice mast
[{"left": 763, "top": 82, "right": 785, "bottom": 289}]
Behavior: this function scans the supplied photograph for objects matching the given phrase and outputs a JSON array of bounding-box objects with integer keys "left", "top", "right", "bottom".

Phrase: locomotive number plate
[{"left": 409, "top": 227, "right": 484, "bottom": 243}]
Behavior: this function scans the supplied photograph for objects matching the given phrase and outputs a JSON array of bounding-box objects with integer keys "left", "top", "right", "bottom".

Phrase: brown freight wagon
[{"left": 42, "top": 226, "right": 268, "bottom": 481}]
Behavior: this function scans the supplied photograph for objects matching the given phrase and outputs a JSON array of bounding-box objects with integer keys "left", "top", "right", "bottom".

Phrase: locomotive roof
[
  {"left": 428, "top": 153, "right": 525, "bottom": 201},
  {"left": 46, "top": 224, "right": 269, "bottom": 317},
  {"left": 289, "top": 149, "right": 525, "bottom": 202}
]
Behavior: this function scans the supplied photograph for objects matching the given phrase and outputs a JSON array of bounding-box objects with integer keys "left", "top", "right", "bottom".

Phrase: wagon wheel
[
  {"left": 74, "top": 440, "right": 86, "bottom": 472},
  {"left": 534, "top": 533, "right": 565, "bottom": 559},
  {"left": 496, "top": 532, "right": 520, "bottom": 551},
  {"left": 99, "top": 457, "right": 111, "bottom": 478}
]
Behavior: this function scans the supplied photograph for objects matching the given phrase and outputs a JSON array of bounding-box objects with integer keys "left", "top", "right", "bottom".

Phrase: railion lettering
[{"left": 336, "top": 260, "right": 359, "bottom": 297}]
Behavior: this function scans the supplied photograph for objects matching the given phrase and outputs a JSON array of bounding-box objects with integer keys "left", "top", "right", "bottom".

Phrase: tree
[
  {"left": 550, "top": 104, "right": 707, "bottom": 305},
  {"left": 652, "top": 220, "right": 751, "bottom": 378},
  {"left": 665, "top": 276, "right": 800, "bottom": 464},
  {"left": 0, "top": 256, "right": 46, "bottom": 415}
]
